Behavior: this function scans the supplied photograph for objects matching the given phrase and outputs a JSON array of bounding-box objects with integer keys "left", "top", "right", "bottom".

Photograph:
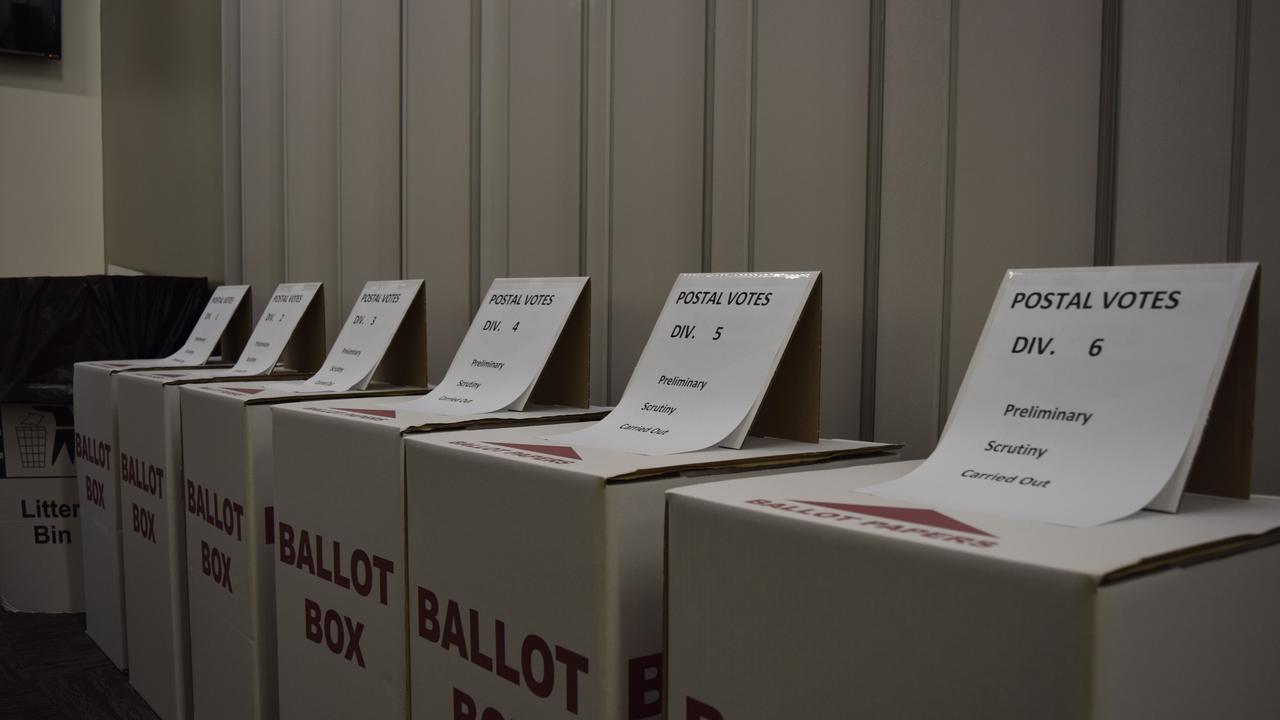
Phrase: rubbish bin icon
[{"left": 16, "top": 413, "right": 48, "bottom": 469}]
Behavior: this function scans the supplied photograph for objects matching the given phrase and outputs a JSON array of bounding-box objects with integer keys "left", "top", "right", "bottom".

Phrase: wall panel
[
  {"left": 283, "top": 0, "right": 342, "bottom": 338},
  {"left": 875, "top": 0, "right": 950, "bottom": 456},
  {"left": 404, "top": 0, "right": 474, "bottom": 383},
  {"left": 1242, "top": 0, "right": 1280, "bottom": 493},
  {"left": 0, "top": 0, "right": 103, "bottom": 278},
  {"left": 947, "top": 0, "right": 1100, "bottom": 408},
  {"left": 707, "top": 0, "right": 752, "bottom": 272},
  {"left": 240, "top": 0, "right": 286, "bottom": 318},
  {"left": 507, "top": 0, "right": 584, "bottom": 279},
  {"left": 338, "top": 0, "right": 403, "bottom": 314},
  {"left": 222, "top": 0, "right": 243, "bottom": 287},
  {"left": 752, "top": 0, "right": 870, "bottom": 440},
  {"left": 478, "top": 0, "right": 511, "bottom": 292},
  {"left": 583, "top": 0, "right": 614, "bottom": 404},
  {"left": 101, "top": 0, "right": 227, "bottom": 284},
  {"left": 1113, "top": 0, "right": 1237, "bottom": 265},
  {"left": 607, "top": 0, "right": 707, "bottom": 401}
]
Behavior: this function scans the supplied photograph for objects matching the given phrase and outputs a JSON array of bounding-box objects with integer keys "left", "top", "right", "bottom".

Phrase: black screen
[{"left": 0, "top": 0, "right": 61, "bottom": 59}]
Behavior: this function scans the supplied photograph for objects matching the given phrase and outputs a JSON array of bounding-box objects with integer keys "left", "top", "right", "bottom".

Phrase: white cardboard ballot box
[
  {"left": 113, "top": 283, "right": 326, "bottom": 720},
  {"left": 181, "top": 278, "right": 430, "bottom": 720},
  {"left": 664, "top": 460, "right": 1280, "bottom": 720},
  {"left": 402, "top": 423, "right": 898, "bottom": 720},
  {"left": 272, "top": 400, "right": 609, "bottom": 720},
  {"left": 74, "top": 285, "right": 253, "bottom": 668},
  {"left": 0, "top": 402, "right": 82, "bottom": 613},
  {"left": 181, "top": 382, "right": 427, "bottom": 720}
]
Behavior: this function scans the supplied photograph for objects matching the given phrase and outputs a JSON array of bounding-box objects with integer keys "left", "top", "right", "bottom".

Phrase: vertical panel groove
[
  {"left": 399, "top": 0, "right": 407, "bottom": 278},
  {"left": 281, "top": 1, "right": 290, "bottom": 281},
  {"left": 937, "top": 0, "right": 959, "bottom": 436},
  {"left": 469, "top": 0, "right": 482, "bottom": 311},
  {"left": 701, "top": 0, "right": 716, "bottom": 272},
  {"left": 583, "top": 0, "right": 614, "bottom": 406},
  {"left": 605, "top": 0, "right": 617, "bottom": 400},
  {"left": 746, "top": 0, "right": 758, "bottom": 271},
  {"left": 1094, "top": 0, "right": 1122, "bottom": 267},
  {"left": 239, "top": 0, "right": 249, "bottom": 284},
  {"left": 1227, "top": 0, "right": 1252, "bottom": 262},
  {"left": 336, "top": 0, "right": 344, "bottom": 306},
  {"left": 223, "top": 0, "right": 244, "bottom": 286},
  {"left": 235, "top": 0, "right": 247, "bottom": 285},
  {"left": 578, "top": 0, "right": 589, "bottom": 276},
  {"left": 504, "top": 2, "right": 513, "bottom": 275},
  {"left": 861, "top": 0, "right": 885, "bottom": 440}
]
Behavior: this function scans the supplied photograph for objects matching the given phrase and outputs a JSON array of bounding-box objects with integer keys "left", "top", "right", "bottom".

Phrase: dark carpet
[{"left": 0, "top": 609, "right": 157, "bottom": 720}]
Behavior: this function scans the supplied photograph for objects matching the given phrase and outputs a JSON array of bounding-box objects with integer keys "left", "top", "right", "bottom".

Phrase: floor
[{"left": 0, "top": 609, "right": 157, "bottom": 720}]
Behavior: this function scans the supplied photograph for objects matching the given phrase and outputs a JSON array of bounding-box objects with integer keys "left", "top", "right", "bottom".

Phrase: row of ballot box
[
  {"left": 61, "top": 265, "right": 1280, "bottom": 719},
  {"left": 70, "top": 371, "right": 1280, "bottom": 719},
  {"left": 66, "top": 272, "right": 902, "bottom": 719}
]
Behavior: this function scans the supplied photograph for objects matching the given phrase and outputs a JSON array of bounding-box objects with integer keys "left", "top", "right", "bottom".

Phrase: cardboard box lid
[
  {"left": 669, "top": 460, "right": 1280, "bottom": 583},
  {"left": 271, "top": 393, "right": 611, "bottom": 434},
  {"left": 119, "top": 368, "right": 311, "bottom": 388},
  {"left": 406, "top": 421, "right": 899, "bottom": 484},
  {"left": 76, "top": 359, "right": 234, "bottom": 375},
  {"left": 178, "top": 379, "right": 428, "bottom": 407}
]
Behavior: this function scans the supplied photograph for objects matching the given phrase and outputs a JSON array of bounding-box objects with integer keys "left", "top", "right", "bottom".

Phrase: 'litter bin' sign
[{"left": 0, "top": 403, "right": 84, "bottom": 612}]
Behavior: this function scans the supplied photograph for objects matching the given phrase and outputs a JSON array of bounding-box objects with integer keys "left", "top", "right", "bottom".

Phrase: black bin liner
[{"left": 0, "top": 275, "right": 210, "bottom": 405}]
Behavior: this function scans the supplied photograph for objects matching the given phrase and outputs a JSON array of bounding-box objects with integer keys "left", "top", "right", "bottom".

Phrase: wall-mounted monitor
[{"left": 0, "top": 0, "right": 61, "bottom": 59}]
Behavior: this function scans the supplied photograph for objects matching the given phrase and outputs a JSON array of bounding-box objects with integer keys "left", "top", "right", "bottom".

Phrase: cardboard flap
[
  {"left": 746, "top": 274, "right": 821, "bottom": 443},
  {"left": 1102, "top": 527, "right": 1280, "bottom": 585},
  {"left": 370, "top": 282, "right": 429, "bottom": 388},
  {"left": 409, "top": 407, "right": 609, "bottom": 434},
  {"left": 219, "top": 384, "right": 429, "bottom": 406},
  {"left": 279, "top": 285, "right": 328, "bottom": 374},
  {"left": 610, "top": 440, "right": 899, "bottom": 483},
  {"left": 1182, "top": 271, "right": 1259, "bottom": 501},
  {"left": 217, "top": 288, "right": 255, "bottom": 363},
  {"left": 527, "top": 279, "right": 591, "bottom": 409}
]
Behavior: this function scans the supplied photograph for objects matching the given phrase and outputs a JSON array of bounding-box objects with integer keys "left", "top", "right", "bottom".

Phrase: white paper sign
[
  {"left": 554, "top": 271, "right": 817, "bottom": 455},
  {"left": 163, "top": 285, "right": 250, "bottom": 366},
  {"left": 298, "top": 279, "right": 422, "bottom": 392},
  {"left": 222, "top": 283, "right": 322, "bottom": 376},
  {"left": 403, "top": 277, "right": 587, "bottom": 415},
  {"left": 866, "top": 263, "right": 1256, "bottom": 528}
]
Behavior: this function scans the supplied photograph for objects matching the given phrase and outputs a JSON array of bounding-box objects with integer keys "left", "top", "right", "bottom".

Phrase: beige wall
[
  {"left": 1242, "top": 0, "right": 1280, "bottom": 487},
  {"left": 99, "top": 0, "right": 230, "bottom": 285},
  {"left": 0, "top": 0, "right": 103, "bottom": 277},
  {"left": 232, "top": 0, "right": 1279, "bottom": 492}
]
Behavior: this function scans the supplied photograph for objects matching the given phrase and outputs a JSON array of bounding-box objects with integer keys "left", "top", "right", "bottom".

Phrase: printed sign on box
[
  {"left": 866, "top": 263, "right": 1259, "bottom": 526},
  {"left": 554, "top": 271, "right": 821, "bottom": 455},
  {"left": 404, "top": 277, "right": 590, "bottom": 414},
  {"left": 222, "top": 282, "right": 325, "bottom": 377},
  {"left": 163, "top": 285, "right": 254, "bottom": 366}
]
